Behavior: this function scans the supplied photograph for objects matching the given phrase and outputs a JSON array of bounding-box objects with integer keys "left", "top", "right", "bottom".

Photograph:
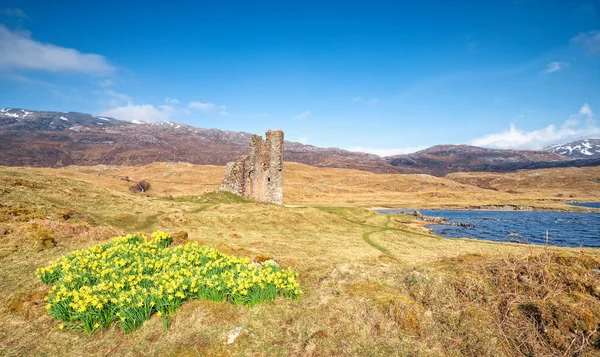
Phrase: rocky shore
[{"left": 411, "top": 211, "right": 475, "bottom": 227}]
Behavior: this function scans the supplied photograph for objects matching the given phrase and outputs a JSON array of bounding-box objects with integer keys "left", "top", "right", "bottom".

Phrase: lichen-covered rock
[{"left": 220, "top": 130, "right": 284, "bottom": 205}]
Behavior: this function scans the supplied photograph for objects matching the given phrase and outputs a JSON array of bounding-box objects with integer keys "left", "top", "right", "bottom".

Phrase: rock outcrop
[{"left": 219, "top": 130, "right": 284, "bottom": 204}]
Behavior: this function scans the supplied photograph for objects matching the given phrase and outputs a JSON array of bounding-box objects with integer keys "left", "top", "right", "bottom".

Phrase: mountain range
[
  {"left": 1, "top": 108, "right": 599, "bottom": 176},
  {"left": 546, "top": 139, "right": 600, "bottom": 159}
]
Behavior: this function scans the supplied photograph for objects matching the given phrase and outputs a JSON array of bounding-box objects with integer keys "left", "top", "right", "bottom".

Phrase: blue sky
[{"left": 0, "top": 0, "right": 599, "bottom": 155}]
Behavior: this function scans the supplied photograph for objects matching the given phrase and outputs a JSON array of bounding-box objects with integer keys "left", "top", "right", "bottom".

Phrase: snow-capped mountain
[
  {"left": 0, "top": 107, "right": 391, "bottom": 172},
  {"left": 545, "top": 139, "right": 600, "bottom": 159},
  {"left": 2, "top": 107, "right": 600, "bottom": 174},
  {"left": 0, "top": 107, "right": 125, "bottom": 130}
]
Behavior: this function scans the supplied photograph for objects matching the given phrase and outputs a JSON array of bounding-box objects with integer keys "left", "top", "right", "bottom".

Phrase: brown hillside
[{"left": 19, "top": 162, "right": 600, "bottom": 210}]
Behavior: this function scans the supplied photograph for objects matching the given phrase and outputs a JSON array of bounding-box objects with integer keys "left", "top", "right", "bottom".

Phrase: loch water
[
  {"left": 376, "top": 208, "right": 600, "bottom": 248},
  {"left": 570, "top": 202, "right": 600, "bottom": 209}
]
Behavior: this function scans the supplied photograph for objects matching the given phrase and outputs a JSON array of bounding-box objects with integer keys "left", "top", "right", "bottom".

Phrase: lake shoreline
[{"left": 370, "top": 204, "right": 600, "bottom": 214}]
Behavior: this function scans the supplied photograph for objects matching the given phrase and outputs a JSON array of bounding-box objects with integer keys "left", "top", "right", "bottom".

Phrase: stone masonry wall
[{"left": 219, "top": 130, "right": 284, "bottom": 204}]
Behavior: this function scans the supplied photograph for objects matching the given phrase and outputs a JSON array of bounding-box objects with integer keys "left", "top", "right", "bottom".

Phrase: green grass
[{"left": 38, "top": 231, "right": 300, "bottom": 334}]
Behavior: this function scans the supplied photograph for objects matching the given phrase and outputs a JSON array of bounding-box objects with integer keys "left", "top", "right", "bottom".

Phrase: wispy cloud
[
  {"left": 346, "top": 146, "right": 427, "bottom": 157},
  {"left": 189, "top": 101, "right": 215, "bottom": 111},
  {"left": 2, "top": 72, "right": 73, "bottom": 98},
  {"left": 294, "top": 110, "right": 311, "bottom": 120},
  {"left": 97, "top": 89, "right": 132, "bottom": 107},
  {"left": 470, "top": 103, "right": 599, "bottom": 150},
  {"left": 3, "top": 72, "right": 57, "bottom": 88},
  {"left": 188, "top": 101, "right": 228, "bottom": 116},
  {"left": 543, "top": 61, "right": 568, "bottom": 74},
  {"left": 580, "top": 102, "right": 593, "bottom": 117},
  {"left": 516, "top": 108, "right": 539, "bottom": 119},
  {"left": 3, "top": 8, "right": 30, "bottom": 20},
  {"left": 164, "top": 97, "right": 179, "bottom": 105},
  {"left": 571, "top": 30, "right": 600, "bottom": 54},
  {"left": 0, "top": 24, "right": 114, "bottom": 75}
]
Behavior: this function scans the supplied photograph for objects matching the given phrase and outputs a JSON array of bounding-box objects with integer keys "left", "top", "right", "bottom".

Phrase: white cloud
[
  {"left": 189, "top": 101, "right": 216, "bottom": 111},
  {"left": 353, "top": 96, "right": 363, "bottom": 102},
  {"left": 98, "top": 92, "right": 200, "bottom": 122},
  {"left": 470, "top": 104, "right": 599, "bottom": 150},
  {"left": 0, "top": 24, "right": 114, "bottom": 75},
  {"left": 543, "top": 61, "right": 568, "bottom": 74},
  {"left": 580, "top": 103, "right": 593, "bottom": 117},
  {"left": 571, "top": 30, "right": 600, "bottom": 54},
  {"left": 188, "top": 101, "right": 228, "bottom": 115},
  {"left": 165, "top": 97, "right": 179, "bottom": 105},
  {"left": 369, "top": 98, "right": 379, "bottom": 104},
  {"left": 297, "top": 137, "right": 309, "bottom": 145},
  {"left": 99, "top": 103, "right": 171, "bottom": 123},
  {"left": 295, "top": 110, "right": 311, "bottom": 120},
  {"left": 346, "top": 146, "right": 427, "bottom": 157},
  {"left": 3, "top": 8, "right": 30, "bottom": 19}
]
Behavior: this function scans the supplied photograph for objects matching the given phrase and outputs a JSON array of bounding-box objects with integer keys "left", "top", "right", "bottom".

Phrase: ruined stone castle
[{"left": 219, "top": 130, "right": 284, "bottom": 205}]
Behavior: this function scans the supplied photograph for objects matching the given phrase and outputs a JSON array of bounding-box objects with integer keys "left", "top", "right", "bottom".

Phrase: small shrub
[
  {"left": 55, "top": 210, "right": 71, "bottom": 220},
  {"left": 36, "top": 231, "right": 301, "bottom": 334},
  {"left": 129, "top": 180, "right": 151, "bottom": 193},
  {"left": 23, "top": 223, "right": 56, "bottom": 251},
  {"left": 0, "top": 177, "right": 42, "bottom": 189}
]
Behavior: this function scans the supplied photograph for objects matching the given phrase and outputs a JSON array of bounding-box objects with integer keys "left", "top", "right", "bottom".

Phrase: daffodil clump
[{"left": 36, "top": 231, "right": 301, "bottom": 334}]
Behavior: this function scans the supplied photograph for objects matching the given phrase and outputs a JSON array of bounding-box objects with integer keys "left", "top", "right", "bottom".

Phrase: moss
[
  {"left": 0, "top": 204, "right": 45, "bottom": 222},
  {"left": 380, "top": 297, "right": 422, "bottom": 333},
  {"left": 21, "top": 223, "right": 56, "bottom": 251},
  {"left": 198, "top": 191, "right": 249, "bottom": 204},
  {"left": 105, "top": 213, "right": 160, "bottom": 231}
]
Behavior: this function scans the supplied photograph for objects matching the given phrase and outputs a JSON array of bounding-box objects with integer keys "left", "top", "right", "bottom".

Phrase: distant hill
[
  {"left": 2, "top": 108, "right": 600, "bottom": 175},
  {"left": 0, "top": 108, "right": 400, "bottom": 173},
  {"left": 545, "top": 138, "right": 600, "bottom": 159},
  {"left": 385, "top": 145, "right": 584, "bottom": 176}
]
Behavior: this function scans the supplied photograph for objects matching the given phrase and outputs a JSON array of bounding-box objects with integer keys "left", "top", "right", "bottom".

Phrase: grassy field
[
  {"left": 23, "top": 162, "right": 600, "bottom": 210},
  {"left": 1, "top": 164, "right": 599, "bottom": 356}
]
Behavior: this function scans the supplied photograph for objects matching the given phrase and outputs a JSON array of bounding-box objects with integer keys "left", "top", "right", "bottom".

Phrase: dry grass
[
  {"left": 0, "top": 165, "right": 599, "bottom": 356},
  {"left": 447, "top": 167, "right": 600, "bottom": 203},
  {"left": 22, "top": 162, "right": 600, "bottom": 210}
]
